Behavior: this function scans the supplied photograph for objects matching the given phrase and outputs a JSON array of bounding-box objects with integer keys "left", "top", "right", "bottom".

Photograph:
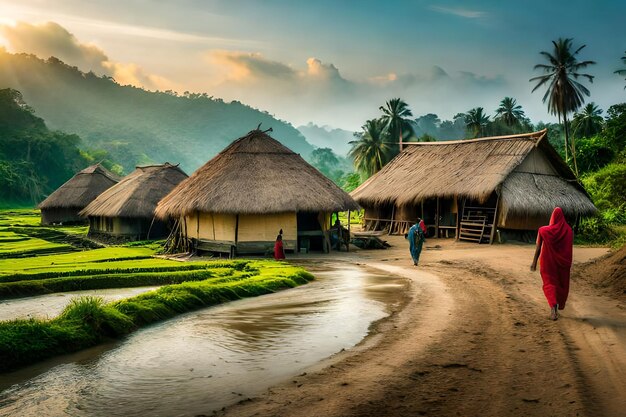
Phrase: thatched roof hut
[
  {"left": 351, "top": 130, "right": 596, "bottom": 242},
  {"left": 38, "top": 163, "right": 121, "bottom": 225},
  {"left": 80, "top": 163, "right": 188, "bottom": 240},
  {"left": 156, "top": 129, "right": 359, "bottom": 255}
]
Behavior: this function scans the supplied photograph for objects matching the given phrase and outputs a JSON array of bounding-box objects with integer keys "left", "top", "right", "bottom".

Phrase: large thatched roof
[
  {"left": 38, "top": 164, "right": 121, "bottom": 210},
  {"left": 351, "top": 130, "right": 596, "bottom": 217},
  {"left": 80, "top": 163, "right": 188, "bottom": 219},
  {"left": 156, "top": 129, "right": 359, "bottom": 218}
]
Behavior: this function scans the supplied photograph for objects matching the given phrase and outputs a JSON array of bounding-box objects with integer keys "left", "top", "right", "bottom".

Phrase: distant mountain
[
  {"left": 297, "top": 123, "right": 354, "bottom": 156},
  {"left": 0, "top": 50, "right": 315, "bottom": 173}
]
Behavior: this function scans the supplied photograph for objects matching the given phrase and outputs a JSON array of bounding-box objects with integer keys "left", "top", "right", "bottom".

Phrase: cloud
[
  {"left": 0, "top": 21, "right": 173, "bottom": 90},
  {"left": 208, "top": 50, "right": 296, "bottom": 82},
  {"left": 0, "top": 21, "right": 110, "bottom": 73},
  {"left": 202, "top": 51, "right": 510, "bottom": 130},
  {"left": 429, "top": 5, "right": 486, "bottom": 19}
]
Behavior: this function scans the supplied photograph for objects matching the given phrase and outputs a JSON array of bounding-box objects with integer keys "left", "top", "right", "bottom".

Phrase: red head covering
[
  {"left": 538, "top": 207, "right": 573, "bottom": 308},
  {"left": 539, "top": 207, "right": 573, "bottom": 265}
]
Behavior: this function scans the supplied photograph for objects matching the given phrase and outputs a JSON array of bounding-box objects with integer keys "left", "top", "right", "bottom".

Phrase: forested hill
[
  {"left": 0, "top": 89, "right": 90, "bottom": 205},
  {"left": 0, "top": 50, "right": 314, "bottom": 173}
]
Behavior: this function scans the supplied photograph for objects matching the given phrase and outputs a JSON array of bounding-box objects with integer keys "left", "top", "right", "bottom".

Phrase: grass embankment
[
  {"left": 0, "top": 260, "right": 314, "bottom": 372},
  {"left": 0, "top": 247, "right": 191, "bottom": 298}
]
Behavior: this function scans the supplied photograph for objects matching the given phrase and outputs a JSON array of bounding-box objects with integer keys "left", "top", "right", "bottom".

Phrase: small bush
[{"left": 575, "top": 215, "right": 618, "bottom": 245}]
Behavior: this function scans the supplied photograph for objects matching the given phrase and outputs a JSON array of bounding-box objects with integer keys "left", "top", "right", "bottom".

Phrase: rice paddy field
[{"left": 0, "top": 209, "right": 314, "bottom": 372}]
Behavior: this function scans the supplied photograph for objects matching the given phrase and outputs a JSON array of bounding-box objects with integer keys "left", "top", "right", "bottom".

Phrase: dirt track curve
[{"left": 214, "top": 239, "right": 624, "bottom": 417}]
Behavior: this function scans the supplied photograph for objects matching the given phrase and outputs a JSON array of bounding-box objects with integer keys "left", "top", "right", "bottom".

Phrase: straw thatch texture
[
  {"left": 352, "top": 131, "right": 551, "bottom": 206},
  {"left": 38, "top": 164, "right": 121, "bottom": 209},
  {"left": 80, "top": 163, "right": 188, "bottom": 218},
  {"left": 156, "top": 129, "right": 359, "bottom": 218},
  {"left": 500, "top": 172, "right": 596, "bottom": 219}
]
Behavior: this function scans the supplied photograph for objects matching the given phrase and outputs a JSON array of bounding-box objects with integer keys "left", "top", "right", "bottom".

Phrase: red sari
[
  {"left": 538, "top": 207, "right": 573, "bottom": 309},
  {"left": 274, "top": 239, "right": 285, "bottom": 260}
]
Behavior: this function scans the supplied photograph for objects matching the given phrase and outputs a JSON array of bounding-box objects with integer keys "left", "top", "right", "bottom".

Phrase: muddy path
[{"left": 217, "top": 239, "right": 623, "bottom": 417}]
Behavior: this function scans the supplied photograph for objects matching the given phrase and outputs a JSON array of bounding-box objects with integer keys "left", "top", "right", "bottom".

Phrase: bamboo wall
[
  {"left": 186, "top": 212, "right": 237, "bottom": 242},
  {"left": 186, "top": 212, "right": 297, "bottom": 249},
  {"left": 238, "top": 213, "right": 297, "bottom": 243}
]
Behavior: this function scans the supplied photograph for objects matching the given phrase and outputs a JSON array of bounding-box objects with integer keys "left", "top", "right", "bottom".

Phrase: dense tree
[
  {"left": 310, "top": 147, "right": 344, "bottom": 183},
  {"left": 495, "top": 97, "right": 525, "bottom": 127},
  {"left": 575, "top": 135, "right": 614, "bottom": 174},
  {"left": 615, "top": 51, "right": 626, "bottom": 89},
  {"left": 464, "top": 107, "right": 490, "bottom": 138},
  {"left": 349, "top": 119, "right": 392, "bottom": 178},
  {"left": 572, "top": 103, "right": 604, "bottom": 139},
  {"left": 530, "top": 38, "right": 595, "bottom": 176},
  {"left": 603, "top": 103, "right": 626, "bottom": 156},
  {"left": 0, "top": 88, "right": 91, "bottom": 204},
  {"left": 379, "top": 98, "right": 414, "bottom": 153}
]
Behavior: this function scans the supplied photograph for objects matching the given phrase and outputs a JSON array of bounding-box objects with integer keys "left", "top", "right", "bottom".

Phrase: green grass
[
  {"left": 0, "top": 260, "right": 314, "bottom": 372},
  {"left": 0, "top": 209, "right": 41, "bottom": 227},
  {"left": 0, "top": 246, "right": 157, "bottom": 275}
]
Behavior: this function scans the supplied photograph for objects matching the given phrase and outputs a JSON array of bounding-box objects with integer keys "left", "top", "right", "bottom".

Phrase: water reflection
[{"left": 0, "top": 264, "right": 406, "bottom": 417}]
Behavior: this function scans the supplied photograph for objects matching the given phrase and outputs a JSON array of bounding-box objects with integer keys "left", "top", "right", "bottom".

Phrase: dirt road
[{"left": 215, "top": 239, "right": 624, "bottom": 417}]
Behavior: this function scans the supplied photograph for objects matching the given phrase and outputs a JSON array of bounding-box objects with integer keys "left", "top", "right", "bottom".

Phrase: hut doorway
[{"left": 297, "top": 212, "right": 326, "bottom": 253}]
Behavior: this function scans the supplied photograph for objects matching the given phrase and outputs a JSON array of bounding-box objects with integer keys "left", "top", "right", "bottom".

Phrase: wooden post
[
  {"left": 389, "top": 205, "right": 396, "bottom": 235},
  {"left": 183, "top": 216, "right": 188, "bottom": 252},
  {"left": 456, "top": 196, "right": 465, "bottom": 241},
  {"left": 196, "top": 211, "right": 200, "bottom": 239},
  {"left": 435, "top": 197, "right": 440, "bottom": 239},
  {"left": 346, "top": 210, "right": 350, "bottom": 252},
  {"left": 489, "top": 192, "right": 500, "bottom": 244}
]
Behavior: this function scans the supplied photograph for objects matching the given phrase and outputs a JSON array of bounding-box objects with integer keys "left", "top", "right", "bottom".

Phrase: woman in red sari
[
  {"left": 531, "top": 207, "right": 573, "bottom": 320},
  {"left": 274, "top": 233, "right": 286, "bottom": 260}
]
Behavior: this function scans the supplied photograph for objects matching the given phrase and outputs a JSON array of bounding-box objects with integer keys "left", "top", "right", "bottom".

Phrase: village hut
[
  {"left": 38, "top": 163, "right": 121, "bottom": 225},
  {"left": 351, "top": 130, "right": 596, "bottom": 243},
  {"left": 155, "top": 128, "right": 359, "bottom": 256},
  {"left": 80, "top": 163, "right": 188, "bottom": 241}
]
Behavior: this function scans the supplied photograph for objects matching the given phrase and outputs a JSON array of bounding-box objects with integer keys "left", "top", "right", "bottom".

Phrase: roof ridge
[{"left": 404, "top": 129, "right": 547, "bottom": 146}]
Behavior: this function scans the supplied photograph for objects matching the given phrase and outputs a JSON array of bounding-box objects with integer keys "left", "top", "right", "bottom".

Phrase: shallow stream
[{"left": 0, "top": 263, "right": 407, "bottom": 417}]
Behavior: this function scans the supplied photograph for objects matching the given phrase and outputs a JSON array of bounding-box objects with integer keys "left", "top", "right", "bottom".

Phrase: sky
[{"left": 0, "top": 0, "right": 625, "bottom": 131}]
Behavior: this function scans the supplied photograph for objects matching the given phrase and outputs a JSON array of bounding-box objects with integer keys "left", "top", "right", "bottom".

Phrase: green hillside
[
  {"left": 0, "top": 88, "right": 92, "bottom": 206},
  {"left": 0, "top": 50, "right": 314, "bottom": 173}
]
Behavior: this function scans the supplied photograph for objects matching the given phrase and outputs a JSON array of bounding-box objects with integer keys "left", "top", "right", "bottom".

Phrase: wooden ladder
[{"left": 459, "top": 215, "right": 487, "bottom": 243}]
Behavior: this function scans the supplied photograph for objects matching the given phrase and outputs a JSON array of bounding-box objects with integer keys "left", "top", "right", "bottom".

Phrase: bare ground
[{"left": 213, "top": 239, "right": 625, "bottom": 417}]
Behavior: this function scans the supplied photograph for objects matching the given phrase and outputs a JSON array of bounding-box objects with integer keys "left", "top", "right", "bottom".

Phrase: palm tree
[
  {"left": 464, "top": 107, "right": 490, "bottom": 138},
  {"left": 348, "top": 119, "right": 392, "bottom": 177},
  {"left": 571, "top": 102, "right": 604, "bottom": 138},
  {"left": 379, "top": 98, "right": 415, "bottom": 153},
  {"left": 615, "top": 51, "right": 626, "bottom": 89},
  {"left": 530, "top": 38, "right": 595, "bottom": 176},
  {"left": 495, "top": 97, "right": 525, "bottom": 127}
]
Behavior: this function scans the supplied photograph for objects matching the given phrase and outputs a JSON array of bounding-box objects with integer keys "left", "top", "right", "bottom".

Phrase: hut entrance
[
  {"left": 297, "top": 212, "right": 327, "bottom": 253},
  {"left": 458, "top": 194, "right": 498, "bottom": 244}
]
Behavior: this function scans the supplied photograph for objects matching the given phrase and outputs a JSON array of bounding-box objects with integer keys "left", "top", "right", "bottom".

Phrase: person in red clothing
[
  {"left": 530, "top": 207, "right": 573, "bottom": 321},
  {"left": 274, "top": 233, "right": 286, "bottom": 260}
]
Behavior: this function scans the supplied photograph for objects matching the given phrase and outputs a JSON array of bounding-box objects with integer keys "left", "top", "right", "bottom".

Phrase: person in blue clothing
[{"left": 407, "top": 218, "right": 426, "bottom": 266}]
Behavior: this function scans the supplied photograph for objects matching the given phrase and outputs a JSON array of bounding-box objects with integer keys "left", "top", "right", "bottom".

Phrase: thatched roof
[
  {"left": 156, "top": 129, "right": 359, "bottom": 218},
  {"left": 38, "top": 164, "right": 121, "bottom": 210},
  {"left": 80, "top": 163, "right": 188, "bottom": 218},
  {"left": 500, "top": 172, "right": 596, "bottom": 218},
  {"left": 351, "top": 130, "right": 596, "bottom": 217}
]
